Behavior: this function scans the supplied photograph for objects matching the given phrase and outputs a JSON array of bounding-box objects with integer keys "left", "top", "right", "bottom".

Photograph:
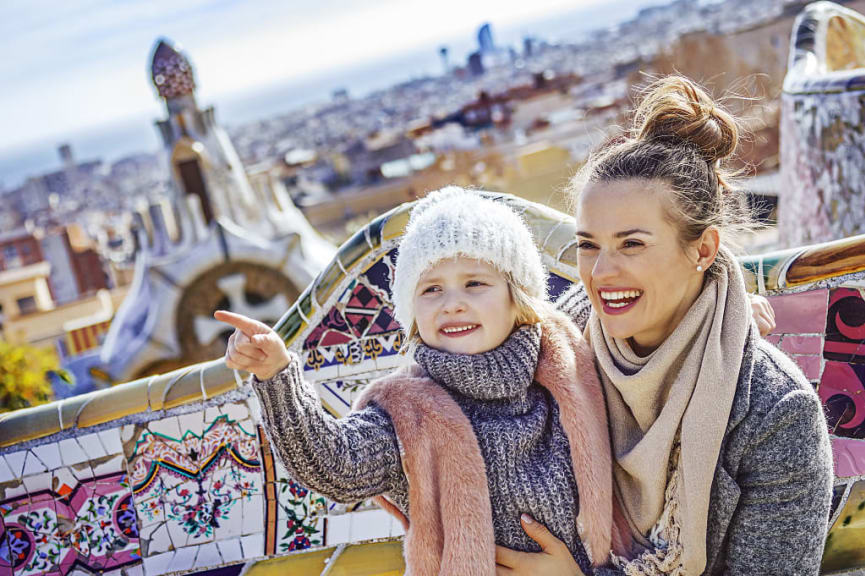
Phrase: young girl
[{"left": 215, "top": 187, "right": 619, "bottom": 575}]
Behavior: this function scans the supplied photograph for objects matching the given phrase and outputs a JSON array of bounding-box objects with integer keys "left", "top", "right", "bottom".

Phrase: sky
[
  {"left": 0, "top": 0, "right": 664, "bottom": 188},
  {"left": 0, "top": 0, "right": 615, "bottom": 151}
]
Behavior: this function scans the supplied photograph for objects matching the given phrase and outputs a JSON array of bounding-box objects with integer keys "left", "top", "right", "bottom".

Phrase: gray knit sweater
[
  {"left": 556, "top": 283, "right": 834, "bottom": 576},
  {"left": 250, "top": 324, "right": 592, "bottom": 572}
]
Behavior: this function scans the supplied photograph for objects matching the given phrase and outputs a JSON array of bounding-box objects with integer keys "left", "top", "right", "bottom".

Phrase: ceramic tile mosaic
[
  {"left": 767, "top": 289, "right": 828, "bottom": 334},
  {"left": 832, "top": 438, "right": 865, "bottom": 478},
  {"left": 302, "top": 250, "right": 404, "bottom": 376},
  {"left": 256, "top": 424, "right": 327, "bottom": 555},
  {"left": 820, "top": 361, "right": 865, "bottom": 440},
  {"left": 128, "top": 410, "right": 263, "bottom": 564},
  {"left": 822, "top": 479, "right": 865, "bottom": 573},
  {"left": 825, "top": 287, "right": 865, "bottom": 365},
  {"left": 0, "top": 470, "right": 140, "bottom": 576}
]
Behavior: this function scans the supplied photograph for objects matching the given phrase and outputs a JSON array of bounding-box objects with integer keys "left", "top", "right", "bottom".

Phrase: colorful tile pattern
[
  {"left": 820, "top": 361, "right": 865, "bottom": 440},
  {"left": 0, "top": 471, "right": 140, "bottom": 576},
  {"left": 303, "top": 250, "right": 404, "bottom": 374},
  {"left": 129, "top": 412, "right": 262, "bottom": 556},
  {"left": 825, "top": 287, "right": 865, "bottom": 365}
]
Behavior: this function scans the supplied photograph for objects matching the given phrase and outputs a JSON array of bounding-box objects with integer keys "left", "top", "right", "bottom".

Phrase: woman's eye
[
  {"left": 577, "top": 241, "right": 597, "bottom": 250},
  {"left": 622, "top": 240, "right": 644, "bottom": 249}
]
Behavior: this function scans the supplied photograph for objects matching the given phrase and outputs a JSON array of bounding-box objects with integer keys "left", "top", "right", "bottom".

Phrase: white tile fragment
[
  {"left": 32, "top": 443, "right": 62, "bottom": 471},
  {"left": 216, "top": 538, "right": 244, "bottom": 564},
  {"left": 4, "top": 451, "right": 28, "bottom": 478},
  {"left": 240, "top": 532, "right": 264, "bottom": 559},
  {"left": 58, "top": 438, "right": 89, "bottom": 467},
  {"left": 142, "top": 551, "right": 174, "bottom": 576},
  {"left": 170, "top": 545, "right": 198, "bottom": 572},
  {"left": 97, "top": 428, "right": 124, "bottom": 455},
  {"left": 193, "top": 541, "right": 222, "bottom": 569},
  {"left": 77, "top": 433, "right": 108, "bottom": 460},
  {"left": 22, "top": 451, "right": 48, "bottom": 477}
]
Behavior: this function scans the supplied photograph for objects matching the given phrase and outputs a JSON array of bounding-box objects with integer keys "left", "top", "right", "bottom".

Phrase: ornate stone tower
[
  {"left": 91, "top": 39, "right": 336, "bottom": 384},
  {"left": 151, "top": 39, "right": 261, "bottom": 229}
]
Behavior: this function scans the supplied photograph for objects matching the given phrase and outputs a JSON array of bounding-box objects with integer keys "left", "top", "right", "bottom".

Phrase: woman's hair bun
[{"left": 633, "top": 76, "right": 738, "bottom": 165}]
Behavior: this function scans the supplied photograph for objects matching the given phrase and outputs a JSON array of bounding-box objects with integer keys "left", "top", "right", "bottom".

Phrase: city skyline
[{"left": 0, "top": 0, "right": 654, "bottom": 188}]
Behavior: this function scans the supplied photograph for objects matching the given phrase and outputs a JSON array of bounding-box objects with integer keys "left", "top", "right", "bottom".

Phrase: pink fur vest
[{"left": 354, "top": 309, "right": 623, "bottom": 575}]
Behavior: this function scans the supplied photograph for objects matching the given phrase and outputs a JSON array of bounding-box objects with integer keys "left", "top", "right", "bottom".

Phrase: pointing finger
[{"left": 213, "top": 310, "right": 272, "bottom": 337}]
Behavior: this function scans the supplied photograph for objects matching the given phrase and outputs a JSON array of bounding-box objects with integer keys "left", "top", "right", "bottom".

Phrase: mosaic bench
[{"left": 1, "top": 193, "right": 864, "bottom": 575}]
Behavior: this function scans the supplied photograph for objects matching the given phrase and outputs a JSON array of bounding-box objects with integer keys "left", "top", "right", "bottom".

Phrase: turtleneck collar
[{"left": 414, "top": 324, "right": 541, "bottom": 402}]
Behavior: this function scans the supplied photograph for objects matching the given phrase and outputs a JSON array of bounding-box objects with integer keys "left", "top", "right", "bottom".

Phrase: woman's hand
[
  {"left": 748, "top": 294, "right": 776, "bottom": 337},
  {"left": 214, "top": 310, "right": 292, "bottom": 381},
  {"left": 495, "top": 514, "right": 585, "bottom": 575}
]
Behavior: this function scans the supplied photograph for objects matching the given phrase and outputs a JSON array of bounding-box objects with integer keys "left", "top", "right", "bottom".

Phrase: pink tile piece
[
  {"left": 782, "top": 334, "right": 823, "bottom": 355},
  {"left": 794, "top": 355, "right": 822, "bottom": 380},
  {"left": 767, "top": 289, "right": 828, "bottom": 335},
  {"left": 832, "top": 437, "right": 865, "bottom": 477},
  {"left": 765, "top": 334, "right": 781, "bottom": 346}
]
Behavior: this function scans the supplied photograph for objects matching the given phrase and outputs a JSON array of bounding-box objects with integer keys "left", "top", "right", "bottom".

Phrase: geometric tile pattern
[{"left": 303, "top": 250, "right": 403, "bottom": 375}]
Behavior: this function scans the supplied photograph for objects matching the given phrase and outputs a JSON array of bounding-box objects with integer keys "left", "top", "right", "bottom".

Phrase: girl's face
[
  {"left": 414, "top": 257, "right": 518, "bottom": 355},
  {"left": 576, "top": 178, "right": 707, "bottom": 355}
]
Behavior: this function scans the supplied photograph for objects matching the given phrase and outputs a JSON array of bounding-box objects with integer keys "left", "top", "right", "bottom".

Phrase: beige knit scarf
[{"left": 586, "top": 248, "right": 750, "bottom": 575}]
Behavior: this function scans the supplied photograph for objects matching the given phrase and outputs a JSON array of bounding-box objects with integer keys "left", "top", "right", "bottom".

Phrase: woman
[{"left": 495, "top": 76, "right": 834, "bottom": 575}]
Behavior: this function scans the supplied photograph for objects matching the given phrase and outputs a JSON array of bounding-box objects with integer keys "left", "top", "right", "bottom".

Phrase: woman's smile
[{"left": 598, "top": 288, "right": 643, "bottom": 315}]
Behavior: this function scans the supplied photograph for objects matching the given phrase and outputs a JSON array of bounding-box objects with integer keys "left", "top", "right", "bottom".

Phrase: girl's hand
[
  {"left": 749, "top": 294, "right": 776, "bottom": 337},
  {"left": 214, "top": 310, "right": 292, "bottom": 381},
  {"left": 495, "top": 514, "right": 585, "bottom": 575}
]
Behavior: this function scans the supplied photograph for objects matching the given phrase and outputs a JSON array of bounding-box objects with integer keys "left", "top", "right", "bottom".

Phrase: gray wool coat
[{"left": 557, "top": 284, "right": 834, "bottom": 576}]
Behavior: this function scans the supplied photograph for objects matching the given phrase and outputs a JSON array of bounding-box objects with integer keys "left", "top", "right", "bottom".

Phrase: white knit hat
[{"left": 392, "top": 187, "right": 547, "bottom": 331}]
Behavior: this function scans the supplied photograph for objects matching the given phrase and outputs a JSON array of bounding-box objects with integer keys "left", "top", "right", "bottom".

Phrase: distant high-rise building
[
  {"left": 58, "top": 144, "right": 75, "bottom": 172},
  {"left": 439, "top": 46, "right": 450, "bottom": 75},
  {"left": 478, "top": 23, "right": 495, "bottom": 53},
  {"left": 332, "top": 88, "right": 350, "bottom": 104},
  {"left": 468, "top": 51, "right": 485, "bottom": 76},
  {"left": 523, "top": 36, "right": 535, "bottom": 58}
]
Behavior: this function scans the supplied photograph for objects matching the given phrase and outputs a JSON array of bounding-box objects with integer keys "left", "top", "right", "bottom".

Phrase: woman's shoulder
[
  {"left": 732, "top": 336, "right": 826, "bottom": 440},
  {"left": 748, "top": 337, "right": 819, "bottom": 406}
]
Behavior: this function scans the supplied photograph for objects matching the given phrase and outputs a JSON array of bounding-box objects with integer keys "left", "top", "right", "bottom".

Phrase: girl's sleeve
[
  {"left": 554, "top": 282, "right": 593, "bottom": 332},
  {"left": 249, "top": 353, "right": 405, "bottom": 504}
]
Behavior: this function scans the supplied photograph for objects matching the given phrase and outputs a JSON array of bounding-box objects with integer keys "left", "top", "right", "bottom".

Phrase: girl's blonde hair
[{"left": 404, "top": 269, "right": 548, "bottom": 349}]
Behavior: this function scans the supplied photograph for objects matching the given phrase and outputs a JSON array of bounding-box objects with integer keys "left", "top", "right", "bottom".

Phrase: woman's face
[
  {"left": 414, "top": 257, "right": 518, "bottom": 355},
  {"left": 576, "top": 178, "right": 707, "bottom": 355}
]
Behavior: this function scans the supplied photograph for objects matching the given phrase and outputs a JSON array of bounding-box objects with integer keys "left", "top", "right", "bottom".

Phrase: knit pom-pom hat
[{"left": 392, "top": 187, "right": 548, "bottom": 332}]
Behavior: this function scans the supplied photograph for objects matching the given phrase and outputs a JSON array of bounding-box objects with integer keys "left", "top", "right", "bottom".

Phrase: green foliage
[{"left": 0, "top": 340, "right": 72, "bottom": 412}]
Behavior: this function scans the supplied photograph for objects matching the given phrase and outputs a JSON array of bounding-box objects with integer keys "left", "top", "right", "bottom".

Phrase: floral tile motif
[
  {"left": 129, "top": 413, "right": 263, "bottom": 556},
  {"left": 825, "top": 287, "right": 865, "bottom": 365},
  {"left": 257, "top": 426, "right": 326, "bottom": 556},
  {"left": 0, "top": 471, "right": 140, "bottom": 576},
  {"left": 820, "top": 361, "right": 865, "bottom": 440},
  {"left": 274, "top": 476, "right": 326, "bottom": 553}
]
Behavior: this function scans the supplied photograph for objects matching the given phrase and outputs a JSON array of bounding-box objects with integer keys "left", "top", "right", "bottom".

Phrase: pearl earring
[{"left": 696, "top": 264, "right": 703, "bottom": 272}]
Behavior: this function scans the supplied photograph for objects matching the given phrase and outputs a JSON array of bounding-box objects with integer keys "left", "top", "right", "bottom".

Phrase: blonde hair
[{"left": 404, "top": 270, "right": 547, "bottom": 350}]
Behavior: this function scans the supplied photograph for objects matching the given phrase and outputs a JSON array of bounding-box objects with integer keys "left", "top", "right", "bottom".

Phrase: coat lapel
[{"left": 704, "top": 327, "right": 756, "bottom": 573}]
